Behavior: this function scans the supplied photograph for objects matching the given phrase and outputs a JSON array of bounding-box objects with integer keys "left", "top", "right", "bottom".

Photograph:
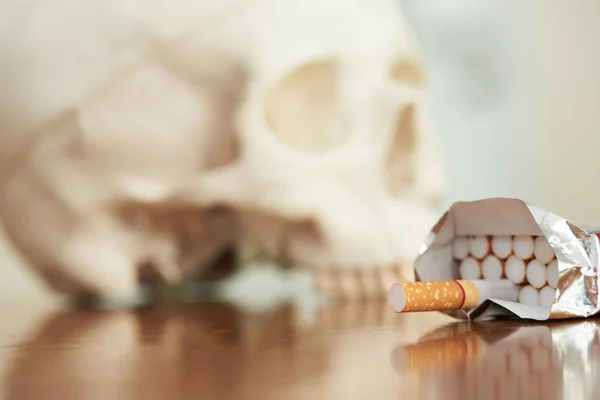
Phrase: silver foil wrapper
[{"left": 414, "top": 197, "right": 600, "bottom": 321}]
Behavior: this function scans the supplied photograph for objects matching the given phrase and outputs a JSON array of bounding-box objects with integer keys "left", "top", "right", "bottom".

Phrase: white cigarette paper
[
  {"left": 452, "top": 236, "right": 469, "bottom": 260},
  {"left": 519, "top": 285, "right": 539, "bottom": 306},
  {"left": 513, "top": 235, "right": 534, "bottom": 259},
  {"left": 469, "top": 235, "right": 490, "bottom": 259},
  {"left": 547, "top": 259, "right": 559, "bottom": 288},
  {"left": 481, "top": 255, "right": 503, "bottom": 280},
  {"left": 491, "top": 235, "right": 512, "bottom": 259},
  {"left": 539, "top": 286, "right": 556, "bottom": 308},
  {"left": 459, "top": 257, "right": 481, "bottom": 280},
  {"left": 534, "top": 235, "right": 555, "bottom": 264},
  {"left": 505, "top": 255, "right": 526, "bottom": 284},
  {"left": 526, "top": 259, "right": 547, "bottom": 289}
]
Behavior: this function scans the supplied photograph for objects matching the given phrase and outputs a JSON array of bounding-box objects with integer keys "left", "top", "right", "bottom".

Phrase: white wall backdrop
[
  {"left": 404, "top": 0, "right": 600, "bottom": 223},
  {"left": 404, "top": 1, "right": 546, "bottom": 207}
]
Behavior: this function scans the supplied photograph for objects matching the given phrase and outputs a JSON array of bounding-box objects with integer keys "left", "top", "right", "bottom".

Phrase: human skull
[{"left": 0, "top": 0, "right": 443, "bottom": 303}]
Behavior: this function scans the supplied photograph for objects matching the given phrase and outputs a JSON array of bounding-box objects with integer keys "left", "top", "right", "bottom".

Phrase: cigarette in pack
[
  {"left": 387, "top": 279, "right": 520, "bottom": 313},
  {"left": 519, "top": 285, "right": 557, "bottom": 308},
  {"left": 455, "top": 234, "right": 558, "bottom": 289}
]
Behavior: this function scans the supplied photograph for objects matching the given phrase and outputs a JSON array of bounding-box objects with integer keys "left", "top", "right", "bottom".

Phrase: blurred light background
[{"left": 2, "top": 0, "right": 600, "bottom": 302}]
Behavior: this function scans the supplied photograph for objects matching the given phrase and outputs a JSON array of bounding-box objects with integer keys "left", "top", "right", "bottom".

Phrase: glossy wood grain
[{"left": 0, "top": 299, "right": 598, "bottom": 400}]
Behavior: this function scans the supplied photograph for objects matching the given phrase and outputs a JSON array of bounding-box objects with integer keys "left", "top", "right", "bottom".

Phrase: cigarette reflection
[
  {"left": 390, "top": 331, "right": 483, "bottom": 373},
  {"left": 389, "top": 320, "right": 600, "bottom": 400}
]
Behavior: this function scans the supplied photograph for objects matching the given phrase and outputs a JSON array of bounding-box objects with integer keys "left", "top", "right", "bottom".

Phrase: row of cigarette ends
[{"left": 455, "top": 235, "right": 558, "bottom": 308}]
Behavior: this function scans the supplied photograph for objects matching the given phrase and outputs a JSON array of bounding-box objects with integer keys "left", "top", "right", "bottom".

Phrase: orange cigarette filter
[{"left": 388, "top": 280, "right": 480, "bottom": 313}]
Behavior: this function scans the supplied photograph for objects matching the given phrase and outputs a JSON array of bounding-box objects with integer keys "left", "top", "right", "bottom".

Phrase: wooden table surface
[{"left": 0, "top": 299, "right": 598, "bottom": 400}]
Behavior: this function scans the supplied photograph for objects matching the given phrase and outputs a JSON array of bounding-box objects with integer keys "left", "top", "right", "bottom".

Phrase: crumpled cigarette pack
[{"left": 415, "top": 197, "right": 600, "bottom": 321}]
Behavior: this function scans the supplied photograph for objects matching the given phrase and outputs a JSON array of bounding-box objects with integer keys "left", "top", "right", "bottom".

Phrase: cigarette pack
[{"left": 414, "top": 198, "right": 600, "bottom": 321}]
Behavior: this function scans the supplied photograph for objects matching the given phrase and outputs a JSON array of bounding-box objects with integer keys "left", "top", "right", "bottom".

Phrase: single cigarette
[
  {"left": 469, "top": 235, "right": 490, "bottom": 259},
  {"left": 526, "top": 259, "right": 547, "bottom": 289},
  {"left": 388, "top": 279, "right": 520, "bottom": 313},
  {"left": 481, "top": 254, "right": 503, "bottom": 280},
  {"left": 539, "top": 286, "right": 556, "bottom": 308},
  {"left": 533, "top": 235, "right": 555, "bottom": 264},
  {"left": 505, "top": 255, "right": 526, "bottom": 284},
  {"left": 388, "top": 280, "right": 475, "bottom": 313},
  {"left": 519, "top": 285, "right": 539, "bottom": 306},
  {"left": 547, "top": 259, "right": 559, "bottom": 288},
  {"left": 513, "top": 235, "right": 534, "bottom": 259},
  {"left": 459, "top": 257, "right": 481, "bottom": 280},
  {"left": 452, "top": 236, "right": 469, "bottom": 260},
  {"left": 491, "top": 235, "right": 513, "bottom": 259}
]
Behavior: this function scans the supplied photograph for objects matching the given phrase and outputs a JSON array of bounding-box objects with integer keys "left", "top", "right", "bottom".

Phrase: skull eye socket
[
  {"left": 389, "top": 57, "right": 424, "bottom": 87},
  {"left": 264, "top": 59, "right": 347, "bottom": 152}
]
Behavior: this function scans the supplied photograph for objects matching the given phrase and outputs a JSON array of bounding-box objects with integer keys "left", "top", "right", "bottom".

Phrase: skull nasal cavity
[
  {"left": 389, "top": 58, "right": 423, "bottom": 86},
  {"left": 386, "top": 104, "right": 417, "bottom": 197},
  {"left": 264, "top": 60, "right": 346, "bottom": 152}
]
